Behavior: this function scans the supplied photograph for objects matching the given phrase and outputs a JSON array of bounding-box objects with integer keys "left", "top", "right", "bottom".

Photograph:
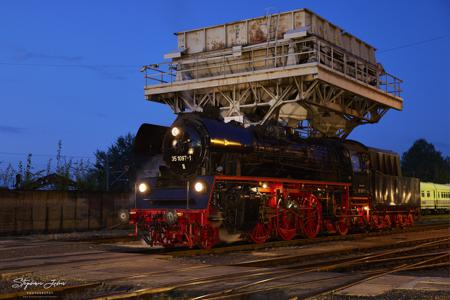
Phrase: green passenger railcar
[{"left": 420, "top": 182, "right": 450, "bottom": 213}]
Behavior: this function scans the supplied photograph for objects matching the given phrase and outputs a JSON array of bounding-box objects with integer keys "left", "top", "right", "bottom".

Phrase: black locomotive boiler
[{"left": 130, "top": 113, "right": 420, "bottom": 248}]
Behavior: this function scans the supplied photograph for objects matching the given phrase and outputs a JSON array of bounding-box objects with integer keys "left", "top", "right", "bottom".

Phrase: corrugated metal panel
[
  {"left": 176, "top": 9, "right": 376, "bottom": 63},
  {"left": 373, "top": 175, "right": 420, "bottom": 207}
]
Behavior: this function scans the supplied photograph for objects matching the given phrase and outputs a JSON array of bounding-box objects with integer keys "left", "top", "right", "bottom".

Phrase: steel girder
[{"left": 158, "top": 76, "right": 389, "bottom": 138}]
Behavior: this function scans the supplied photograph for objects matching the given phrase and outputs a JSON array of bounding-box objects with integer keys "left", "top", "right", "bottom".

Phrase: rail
[{"left": 142, "top": 36, "right": 402, "bottom": 97}]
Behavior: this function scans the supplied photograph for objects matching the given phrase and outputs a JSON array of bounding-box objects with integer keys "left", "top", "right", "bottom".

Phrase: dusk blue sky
[{"left": 0, "top": 0, "right": 449, "bottom": 170}]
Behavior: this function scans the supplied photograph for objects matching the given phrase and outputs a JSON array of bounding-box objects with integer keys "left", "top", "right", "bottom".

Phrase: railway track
[
  {"left": 0, "top": 224, "right": 447, "bottom": 299},
  {"left": 162, "top": 222, "right": 449, "bottom": 257},
  {"left": 193, "top": 249, "right": 449, "bottom": 300},
  {"left": 8, "top": 234, "right": 443, "bottom": 300},
  {"left": 231, "top": 234, "right": 450, "bottom": 268},
  {"left": 2, "top": 222, "right": 443, "bottom": 258},
  {"left": 174, "top": 237, "right": 450, "bottom": 300}
]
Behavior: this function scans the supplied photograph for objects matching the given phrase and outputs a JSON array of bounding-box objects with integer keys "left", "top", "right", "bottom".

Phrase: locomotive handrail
[{"left": 214, "top": 175, "right": 351, "bottom": 187}]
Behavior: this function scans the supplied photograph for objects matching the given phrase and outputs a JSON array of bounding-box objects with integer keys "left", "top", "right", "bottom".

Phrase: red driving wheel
[
  {"left": 249, "top": 222, "right": 271, "bottom": 244},
  {"left": 300, "top": 194, "right": 322, "bottom": 238}
]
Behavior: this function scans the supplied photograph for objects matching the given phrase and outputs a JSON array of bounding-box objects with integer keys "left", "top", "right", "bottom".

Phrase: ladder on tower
[{"left": 265, "top": 12, "right": 280, "bottom": 68}]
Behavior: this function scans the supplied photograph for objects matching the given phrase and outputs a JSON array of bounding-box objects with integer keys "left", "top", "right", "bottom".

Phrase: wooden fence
[{"left": 0, "top": 190, "right": 131, "bottom": 235}]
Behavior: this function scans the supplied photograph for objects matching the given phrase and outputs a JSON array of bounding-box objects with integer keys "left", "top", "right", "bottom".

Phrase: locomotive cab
[{"left": 343, "top": 140, "right": 371, "bottom": 196}]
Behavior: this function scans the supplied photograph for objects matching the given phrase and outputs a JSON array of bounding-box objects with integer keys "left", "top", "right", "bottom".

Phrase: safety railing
[
  {"left": 379, "top": 72, "right": 403, "bottom": 97},
  {"left": 143, "top": 37, "right": 402, "bottom": 97}
]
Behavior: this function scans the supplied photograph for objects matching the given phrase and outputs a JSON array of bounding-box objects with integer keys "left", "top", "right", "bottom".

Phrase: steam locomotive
[{"left": 130, "top": 113, "right": 420, "bottom": 248}]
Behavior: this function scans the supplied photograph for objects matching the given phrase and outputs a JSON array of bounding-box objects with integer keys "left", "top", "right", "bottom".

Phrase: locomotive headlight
[
  {"left": 171, "top": 127, "right": 180, "bottom": 137},
  {"left": 194, "top": 181, "right": 206, "bottom": 193},
  {"left": 138, "top": 183, "right": 149, "bottom": 193}
]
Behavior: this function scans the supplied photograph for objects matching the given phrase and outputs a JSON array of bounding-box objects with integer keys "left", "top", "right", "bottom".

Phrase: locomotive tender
[{"left": 130, "top": 113, "right": 420, "bottom": 248}]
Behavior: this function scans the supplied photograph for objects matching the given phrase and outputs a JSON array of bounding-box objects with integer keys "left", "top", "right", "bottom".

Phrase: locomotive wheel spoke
[
  {"left": 249, "top": 222, "right": 271, "bottom": 244},
  {"left": 396, "top": 214, "right": 404, "bottom": 228},
  {"left": 383, "top": 215, "right": 392, "bottom": 229},
  {"left": 160, "top": 227, "right": 176, "bottom": 248},
  {"left": 277, "top": 209, "right": 297, "bottom": 241},
  {"left": 407, "top": 213, "right": 414, "bottom": 226},
  {"left": 336, "top": 217, "right": 349, "bottom": 236}
]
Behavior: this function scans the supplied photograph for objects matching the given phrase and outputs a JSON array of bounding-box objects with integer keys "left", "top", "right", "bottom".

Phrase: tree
[
  {"left": 402, "top": 139, "right": 450, "bottom": 183},
  {"left": 0, "top": 163, "right": 15, "bottom": 188},
  {"left": 0, "top": 141, "right": 94, "bottom": 190},
  {"left": 90, "top": 133, "right": 136, "bottom": 192}
]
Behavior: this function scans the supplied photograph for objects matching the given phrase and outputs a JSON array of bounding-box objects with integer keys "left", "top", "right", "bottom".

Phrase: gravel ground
[
  {"left": 398, "top": 267, "right": 450, "bottom": 278},
  {"left": 0, "top": 229, "right": 133, "bottom": 259},
  {"left": 15, "top": 228, "right": 130, "bottom": 241},
  {"left": 315, "top": 290, "right": 450, "bottom": 300},
  {"left": 0, "top": 241, "right": 109, "bottom": 260}
]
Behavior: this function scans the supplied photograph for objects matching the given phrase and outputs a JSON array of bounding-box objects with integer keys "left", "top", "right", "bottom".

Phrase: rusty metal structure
[{"left": 142, "top": 8, "right": 403, "bottom": 138}]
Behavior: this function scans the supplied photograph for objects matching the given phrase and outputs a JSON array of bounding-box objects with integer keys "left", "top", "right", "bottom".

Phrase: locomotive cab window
[
  {"left": 350, "top": 152, "right": 368, "bottom": 173},
  {"left": 351, "top": 153, "right": 361, "bottom": 172}
]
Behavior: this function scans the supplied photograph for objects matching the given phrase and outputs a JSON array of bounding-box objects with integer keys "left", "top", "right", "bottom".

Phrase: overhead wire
[
  {"left": 378, "top": 34, "right": 450, "bottom": 53},
  {"left": 0, "top": 35, "right": 448, "bottom": 68},
  {"left": 0, "top": 151, "right": 95, "bottom": 159},
  {"left": 0, "top": 62, "right": 140, "bottom": 69}
]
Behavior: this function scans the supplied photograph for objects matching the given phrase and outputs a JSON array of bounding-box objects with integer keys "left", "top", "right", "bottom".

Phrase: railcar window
[
  {"left": 421, "top": 192, "right": 425, "bottom": 197},
  {"left": 427, "top": 191, "right": 430, "bottom": 197}
]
